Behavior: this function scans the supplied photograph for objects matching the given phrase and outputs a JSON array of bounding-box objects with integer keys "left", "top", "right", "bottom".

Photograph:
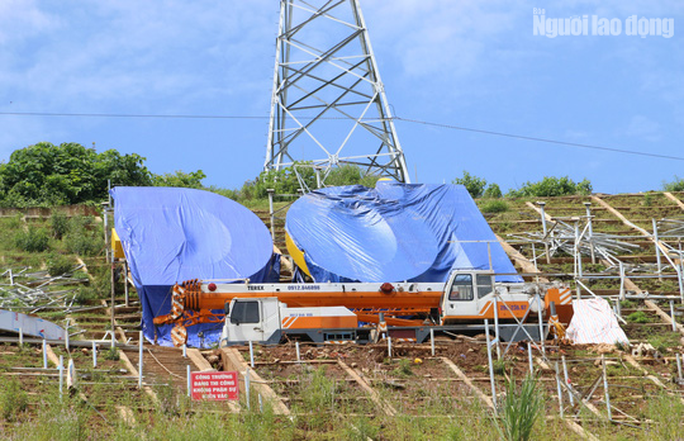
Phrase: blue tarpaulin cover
[
  {"left": 111, "top": 187, "right": 278, "bottom": 347},
  {"left": 286, "top": 182, "right": 522, "bottom": 284}
]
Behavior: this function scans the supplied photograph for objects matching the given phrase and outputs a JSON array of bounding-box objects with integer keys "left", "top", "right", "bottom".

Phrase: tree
[
  {"left": 453, "top": 171, "right": 487, "bottom": 198},
  {"left": 507, "top": 176, "right": 592, "bottom": 198},
  {"left": 0, "top": 142, "right": 152, "bottom": 207},
  {"left": 483, "top": 183, "right": 503, "bottom": 198},
  {"left": 152, "top": 170, "right": 207, "bottom": 189},
  {"left": 663, "top": 176, "right": 684, "bottom": 192}
]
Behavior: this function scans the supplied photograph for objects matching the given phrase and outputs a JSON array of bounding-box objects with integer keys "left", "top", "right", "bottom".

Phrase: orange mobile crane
[{"left": 154, "top": 269, "right": 572, "bottom": 346}]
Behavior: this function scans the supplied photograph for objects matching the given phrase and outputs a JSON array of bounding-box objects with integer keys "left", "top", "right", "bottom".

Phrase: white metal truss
[{"left": 264, "top": 0, "right": 410, "bottom": 187}]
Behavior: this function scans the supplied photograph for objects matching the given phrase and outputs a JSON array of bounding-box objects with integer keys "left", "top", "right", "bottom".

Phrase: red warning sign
[{"left": 190, "top": 371, "right": 239, "bottom": 401}]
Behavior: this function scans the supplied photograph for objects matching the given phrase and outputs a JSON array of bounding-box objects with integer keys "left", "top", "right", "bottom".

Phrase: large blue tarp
[
  {"left": 111, "top": 187, "right": 279, "bottom": 347},
  {"left": 286, "top": 182, "right": 522, "bottom": 284}
]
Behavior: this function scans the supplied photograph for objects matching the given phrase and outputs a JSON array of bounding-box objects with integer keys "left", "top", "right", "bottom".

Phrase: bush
[
  {"left": 483, "top": 183, "right": 502, "bottom": 198},
  {"left": 480, "top": 199, "right": 509, "bottom": 213},
  {"left": 325, "top": 164, "right": 379, "bottom": 188},
  {"left": 507, "top": 176, "right": 592, "bottom": 198},
  {"left": 626, "top": 311, "right": 650, "bottom": 323},
  {"left": 50, "top": 212, "right": 69, "bottom": 239},
  {"left": 453, "top": 171, "right": 487, "bottom": 198},
  {"left": 663, "top": 176, "right": 684, "bottom": 192},
  {"left": 14, "top": 226, "right": 50, "bottom": 252},
  {"left": 0, "top": 378, "right": 28, "bottom": 422},
  {"left": 65, "top": 216, "right": 103, "bottom": 257},
  {"left": 47, "top": 253, "right": 74, "bottom": 276}
]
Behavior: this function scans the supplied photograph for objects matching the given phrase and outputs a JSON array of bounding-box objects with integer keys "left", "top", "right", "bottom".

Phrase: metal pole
[
  {"left": 537, "top": 295, "right": 545, "bottom": 355},
  {"left": 249, "top": 341, "right": 255, "bottom": 368},
  {"left": 245, "top": 368, "right": 251, "bottom": 410},
  {"left": 679, "top": 241, "right": 684, "bottom": 304},
  {"left": 601, "top": 354, "right": 612, "bottom": 420},
  {"left": 296, "top": 341, "right": 301, "bottom": 362},
  {"left": 618, "top": 261, "right": 626, "bottom": 301},
  {"left": 59, "top": 355, "right": 64, "bottom": 400},
  {"left": 103, "top": 200, "right": 110, "bottom": 263},
  {"left": 430, "top": 328, "right": 435, "bottom": 357},
  {"left": 92, "top": 341, "right": 97, "bottom": 368},
  {"left": 584, "top": 202, "right": 596, "bottom": 264},
  {"left": 267, "top": 189, "right": 275, "bottom": 241},
  {"left": 555, "top": 362, "right": 564, "bottom": 418},
  {"left": 19, "top": 327, "right": 23, "bottom": 347},
  {"left": 487, "top": 242, "right": 493, "bottom": 271},
  {"left": 575, "top": 222, "right": 583, "bottom": 279},
  {"left": 670, "top": 300, "right": 677, "bottom": 332},
  {"left": 110, "top": 261, "right": 116, "bottom": 343},
  {"left": 484, "top": 320, "right": 497, "bottom": 409},
  {"left": 182, "top": 344, "right": 187, "bottom": 358},
  {"left": 138, "top": 330, "right": 143, "bottom": 389},
  {"left": 653, "top": 219, "right": 662, "bottom": 277},
  {"left": 187, "top": 365, "right": 191, "bottom": 397},
  {"left": 43, "top": 339, "right": 48, "bottom": 369},
  {"left": 123, "top": 260, "right": 129, "bottom": 307},
  {"left": 387, "top": 336, "right": 392, "bottom": 359},
  {"left": 527, "top": 342, "right": 533, "bottom": 375},
  {"left": 562, "top": 355, "right": 573, "bottom": 406},
  {"left": 493, "top": 294, "right": 501, "bottom": 360},
  {"left": 531, "top": 243, "right": 538, "bottom": 272},
  {"left": 64, "top": 323, "right": 69, "bottom": 353},
  {"left": 537, "top": 202, "right": 551, "bottom": 264},
  {"left": 676, "top": 353, "right": 683, "bottom": 382}
]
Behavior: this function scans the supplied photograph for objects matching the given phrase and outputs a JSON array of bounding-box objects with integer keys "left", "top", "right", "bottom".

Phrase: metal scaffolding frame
[{"left": 265, "top": 0, "right": 410, "bottom": 188}]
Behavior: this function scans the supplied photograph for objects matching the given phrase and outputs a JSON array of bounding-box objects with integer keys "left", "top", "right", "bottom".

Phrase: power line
[
  {"left": 394, "top": 116, "right": 684, "bottom": 162},
  {"left": 0, "top": 111, "right": 267, "bottom": 120},
  {"left": 1, "top": 110, "right": 680, "bottom": 162}
]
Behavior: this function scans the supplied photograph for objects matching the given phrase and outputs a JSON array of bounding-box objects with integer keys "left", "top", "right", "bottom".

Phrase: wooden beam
[
  {"left": 44, "top": 344, "right": 60, "bottom": 367},
  {"left": 525, "top": 201, "right": 554, "bottom": 222},
  {"left": 119, "top": 349, "right": 160, "bottom": 405},
  {"left": 220, "top": 347, "right": 290, "bottom": 415},
  {"left": 591, "top": 196, "right": 677, "bottom": 264},
  {"left": 495, "top": 233, "right": 548, "bottom": 281},
  {"left": 664, "top": 192, "right": 684, "bottom": 211},
  {"left": 626, "top": 278, "right": 684, "bottom": 337},
  {"left": 187, "top": 348, "right": 215, "bottom": 371},
  {"left": 338, "top": 360, "right": 397, "bottom": 416},
  {"left": 440, "top": 357, "right": 495, "bottom": 410}
]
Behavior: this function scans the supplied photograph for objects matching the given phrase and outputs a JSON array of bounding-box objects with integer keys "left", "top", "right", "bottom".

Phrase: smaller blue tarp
[
  {"left": 286, "top": 182, "right": 522, "bottom": 284},
  {"left": 111, "top": 187, "right": 278, "bottom": 347}
]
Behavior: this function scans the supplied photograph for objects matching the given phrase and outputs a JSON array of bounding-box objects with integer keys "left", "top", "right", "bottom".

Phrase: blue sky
[{"left": 1, "top": 1, "right": 682, "bottom": 194}]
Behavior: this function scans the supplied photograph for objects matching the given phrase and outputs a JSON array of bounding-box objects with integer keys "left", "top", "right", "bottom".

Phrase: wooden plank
[
  {"left": 44, "top": 344, "right": 60, "bottom": 367},
  {"left": 337, "top": 360, "right": 397, "bottom": 416},
  {"left": 187, "top": 348, "right": 215, "bottom": 371},
  {"left": 495, "top": 233, "right": 548, "bottom": 281},
  {"left": 525, "top": 201, "right": 554, "bottom": 222},
  {"left": 119, "top": 349, "right": 160, "bottom": 405},
  {"left": 627, "top": 277, "right": 684, "bottom": 337},
  {"left": 565, "top": 419, "right": 600, "bottom": 441},
  {"left": 591, "top": 196, "right": 677, "bottom": 264},
  {"left": 644, "top": 299, "right": 684, "bottom": 337},
  {"left": 664, "top": 192, "right": 684, "bottom": 211},
  {"left": 116, "top": 405, "right": 136, "bottom": 427},
  {"left": 440, "top": 357, "right": 495, "bottom": 410},
  {"left": 220, "top": 347, "right": 290, "bottom": 415}
]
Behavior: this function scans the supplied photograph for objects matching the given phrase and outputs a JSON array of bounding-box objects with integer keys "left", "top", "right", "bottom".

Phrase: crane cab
[{"left": 440, "top": 270, "right": 530, "bottom": 324}]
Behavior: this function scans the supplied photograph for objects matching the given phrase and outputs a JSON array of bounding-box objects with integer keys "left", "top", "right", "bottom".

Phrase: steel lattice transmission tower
[{"left": 265, "top": 0, "right": 410, "bottom": 188}]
